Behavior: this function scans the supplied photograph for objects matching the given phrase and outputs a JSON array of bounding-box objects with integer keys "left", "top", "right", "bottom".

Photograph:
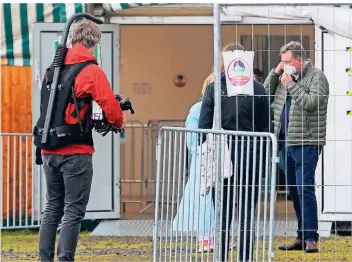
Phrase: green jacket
[{"left": 264, "top": 60, "right": 329, "bottom": 146}]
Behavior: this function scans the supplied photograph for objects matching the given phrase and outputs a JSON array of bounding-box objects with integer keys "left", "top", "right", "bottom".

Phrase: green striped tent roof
[
  {"left": 1, "top": 3, "right": 87, "bottom": 66},
  {"left": 0, "top": 3, "right": 163, "bottom": 67}
]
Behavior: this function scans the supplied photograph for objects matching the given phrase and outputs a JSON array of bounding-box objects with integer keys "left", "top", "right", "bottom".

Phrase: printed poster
[{"left": 223, "top": 50, "right": 254, "bottom": 96}]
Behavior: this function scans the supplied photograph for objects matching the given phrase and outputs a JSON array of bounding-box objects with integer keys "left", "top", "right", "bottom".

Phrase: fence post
[
  {"left": 153, "top": 131, "right": 163, "bottom": 262},
  {"left": 268, "top": 136, "right": 279, "bottom": 262},
  {"left": 213, "top": 3, "right": 222, "bottom": 262}
]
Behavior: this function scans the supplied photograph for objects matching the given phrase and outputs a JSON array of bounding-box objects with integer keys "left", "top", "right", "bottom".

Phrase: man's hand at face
[
  {"left": 275, "top": 61, "right": 284, "bottom": 75},
  {"left": 281, "top": 72, "right": 293, "bottom": 86}
]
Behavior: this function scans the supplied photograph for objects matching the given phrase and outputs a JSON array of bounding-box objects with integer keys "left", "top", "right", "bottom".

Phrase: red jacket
[{"left": 42, "top": 44, "right": 124, "bottom": 155}]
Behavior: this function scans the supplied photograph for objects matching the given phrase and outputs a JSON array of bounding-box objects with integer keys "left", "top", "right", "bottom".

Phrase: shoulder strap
[
  {"left": 64, "top": 61, "right": 98, "bottom": 132},
  {"left": 43, "top": 61, "right": 98, "bottom": 88},
  {"left": 61, "top": 60, "right": 98, "bottom": 88},
  {"left": 43, "top": 64, "right": 55, "bottom": 85}
]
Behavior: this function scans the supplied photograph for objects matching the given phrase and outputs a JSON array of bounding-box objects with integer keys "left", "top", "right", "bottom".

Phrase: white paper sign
[
  {"left": 223, "top": 50, "right": 254, "bottom": 96},
  {"left": 91, "top": 101, "right": 104, "bottom": 120}
]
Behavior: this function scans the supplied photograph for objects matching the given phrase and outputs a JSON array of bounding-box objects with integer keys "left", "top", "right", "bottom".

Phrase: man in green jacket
[{"left": 264, "top": 41, "right": 329, "bottom": 253}]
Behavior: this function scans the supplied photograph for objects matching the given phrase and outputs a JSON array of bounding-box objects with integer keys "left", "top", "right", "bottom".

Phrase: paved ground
[
  {"left": 91, "top": 219, "right": 332, "bottom": 238},
  {"left": 2, "top": 230, "right": 352, "bottom": 261}
]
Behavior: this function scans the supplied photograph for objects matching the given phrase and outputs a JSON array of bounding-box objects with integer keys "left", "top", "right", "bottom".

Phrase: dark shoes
[
  {"left": 305, "top": 241, "right": 319, "bottom": 253},
  {"left": 278, "top": 239, "right": 319, "bottom": 253},
  {"left": 278, "top": 239, "right": 305, "bottom": 251}
]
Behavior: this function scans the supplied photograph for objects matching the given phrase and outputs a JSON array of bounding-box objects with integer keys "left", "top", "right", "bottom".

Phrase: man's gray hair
[
  {"left": 280, "top": 41, "right": 307, "bottom": 60},
  {"left": 69, "top": 20, "right": 101, "bottom": 49}
]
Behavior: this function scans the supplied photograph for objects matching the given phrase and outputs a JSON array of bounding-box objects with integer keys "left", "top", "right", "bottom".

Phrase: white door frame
[
  {"left": 31, "top": 23, "right": 121, "bottom": 220},
  {"left": 109, "top": 15, "right": 312, "bottom": 25}
]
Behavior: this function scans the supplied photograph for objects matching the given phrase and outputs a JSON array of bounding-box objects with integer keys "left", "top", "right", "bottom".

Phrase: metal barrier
[
  {"left": 2, "top": 123, "right": 153, "bottom": 228},
  {"left": 144, "top": 120, "right": 185, "bottom": 213},
  {"left": 120, "top": 120, "right": 147, "bottom": 212},
  {"left": 119, "top": 120, "right": 185, "bottom": 215},
  {"left": 153, "top": 127, "right": 278, "bottom": 262},
  {"left": 0, "top": 133, "right": 41, "bottom": 229},
  {"left": 0, "top": 120, "right": 195, "bottom": 228},
  {"left": 0, "top": 120, "right": 187, "bottom": 228}
]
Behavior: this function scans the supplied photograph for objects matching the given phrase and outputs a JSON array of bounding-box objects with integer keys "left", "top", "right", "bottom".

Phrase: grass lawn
[{"left": 1, "top": 230, "right": 352, "bottom": 261}]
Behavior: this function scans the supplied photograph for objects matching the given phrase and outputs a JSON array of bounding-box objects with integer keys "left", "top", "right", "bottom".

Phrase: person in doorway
[
  {"left": 172, "top": 74, "right": 217, "bottom": 253},
  {"left": 264, "top": 41, "right": 329, "bottom": 253},
  {"left": 198, "top": 43, "right": 270, "bottom": 262},
  {"left": 254, "top": 68, "right": 264, "bottom": 83},
  {"left": 34, "top": 20, "right": 126, "bottom": 261}
]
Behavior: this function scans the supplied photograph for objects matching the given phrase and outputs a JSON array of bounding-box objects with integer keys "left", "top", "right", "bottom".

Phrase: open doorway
[{"left": 119, "top": 23, "right": 314, "bottom": 219}]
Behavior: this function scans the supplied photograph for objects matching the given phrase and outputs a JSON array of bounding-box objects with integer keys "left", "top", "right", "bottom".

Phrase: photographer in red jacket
[{"left": 35, "top": 20, "right": 125, "bottom": 261}]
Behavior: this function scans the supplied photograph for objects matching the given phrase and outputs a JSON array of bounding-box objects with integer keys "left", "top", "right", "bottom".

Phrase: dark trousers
[
  {"left": 39, "top": 154, "right": 93, "bottom": 262},
  {"left": 281, "top": 145, "right": 321, "bottom": 242},
  {"left": 212, "top": 145, "right": 260, "bottom": 262}
]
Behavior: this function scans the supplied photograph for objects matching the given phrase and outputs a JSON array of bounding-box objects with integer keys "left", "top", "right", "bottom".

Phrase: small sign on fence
[{"left": 223, "top": 50, "right": 255, "bottom": 96}]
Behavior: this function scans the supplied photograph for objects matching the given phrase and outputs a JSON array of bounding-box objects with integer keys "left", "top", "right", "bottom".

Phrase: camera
[{"left": 91, "top": 94, "right": 134, "bottom": 136}]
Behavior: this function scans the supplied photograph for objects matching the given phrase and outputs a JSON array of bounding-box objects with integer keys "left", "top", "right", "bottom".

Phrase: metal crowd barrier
[
  {"left": 119, "top": 120, "right": 185, "bottom": 215},
  {"left": 144, "top": 120, "right": 185, "bottom": 213},
  {"left": 0, "top": 120, "right": 187, "bottom": 229},
  {"left": 0, "top": 133, "right": 41, "bottom": 229},
  {"left": 120, "top": 120, "right": 147, "bottom": 212},
  {"left": 152, "top": 127, "right": 279, "bottom": 262}
]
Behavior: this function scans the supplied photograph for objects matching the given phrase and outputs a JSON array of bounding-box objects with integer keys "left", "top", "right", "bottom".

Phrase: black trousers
[
  {"left": 39, "top": 154, "right": 93, "bottom": 262},
  {"left": 212, "top": 145, "right": 260, "bottom": 262}
]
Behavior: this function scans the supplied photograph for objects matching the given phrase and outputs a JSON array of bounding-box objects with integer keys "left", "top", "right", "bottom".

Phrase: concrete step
[{"left": 92, "top": 220, "right": 332, "bottom": 238}]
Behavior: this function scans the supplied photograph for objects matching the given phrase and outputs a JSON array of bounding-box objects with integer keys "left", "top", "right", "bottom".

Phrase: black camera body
[{"left": 91, "top": 94, "right": 134, "bottom": 136}]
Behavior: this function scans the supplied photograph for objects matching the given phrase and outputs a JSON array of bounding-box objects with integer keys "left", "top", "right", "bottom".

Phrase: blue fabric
[
  {"left": 185, "top": 101, "right": 202, "bottom": 155},
  {"left": 171, "top": 101, "right": 215, "bottom": 237},
  {"left": 280, "top": 95, "right": 292, "bottom": 141},
  {"left": 281, "top": 145, "right": 322, "bottom": 242}
]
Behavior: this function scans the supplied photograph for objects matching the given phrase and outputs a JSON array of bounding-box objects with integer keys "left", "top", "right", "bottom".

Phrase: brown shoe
[
  {"left": 278, "top": 239, "right": 305, "bottom": 251},
  {"left": 305, "top": 241, "right": 319, "bottom": 253}
]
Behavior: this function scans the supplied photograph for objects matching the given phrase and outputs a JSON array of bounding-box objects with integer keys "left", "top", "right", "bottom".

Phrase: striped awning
[{"left": 1, "top": 3, "right": 87, "bottom": 66}]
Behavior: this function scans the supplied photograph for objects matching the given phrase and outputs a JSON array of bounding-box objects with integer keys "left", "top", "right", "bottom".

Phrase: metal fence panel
[
  {"left": 1, "top": 121, "right": 187, "bottom": 228},
  {"left": 144, "top": 120, "right": 185, "bottom": 214},
  {"left": 1, "top": 133, "right": 41, "bottom": 229},
  {"left": 120, "top": 120, "right": 185, "bottom": 215},
  {"left": 120, "top": 121, "right": 147, "bottom": 213},
  {"left": 153, "top": 127, "right": 278, "bottom": 262}
]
